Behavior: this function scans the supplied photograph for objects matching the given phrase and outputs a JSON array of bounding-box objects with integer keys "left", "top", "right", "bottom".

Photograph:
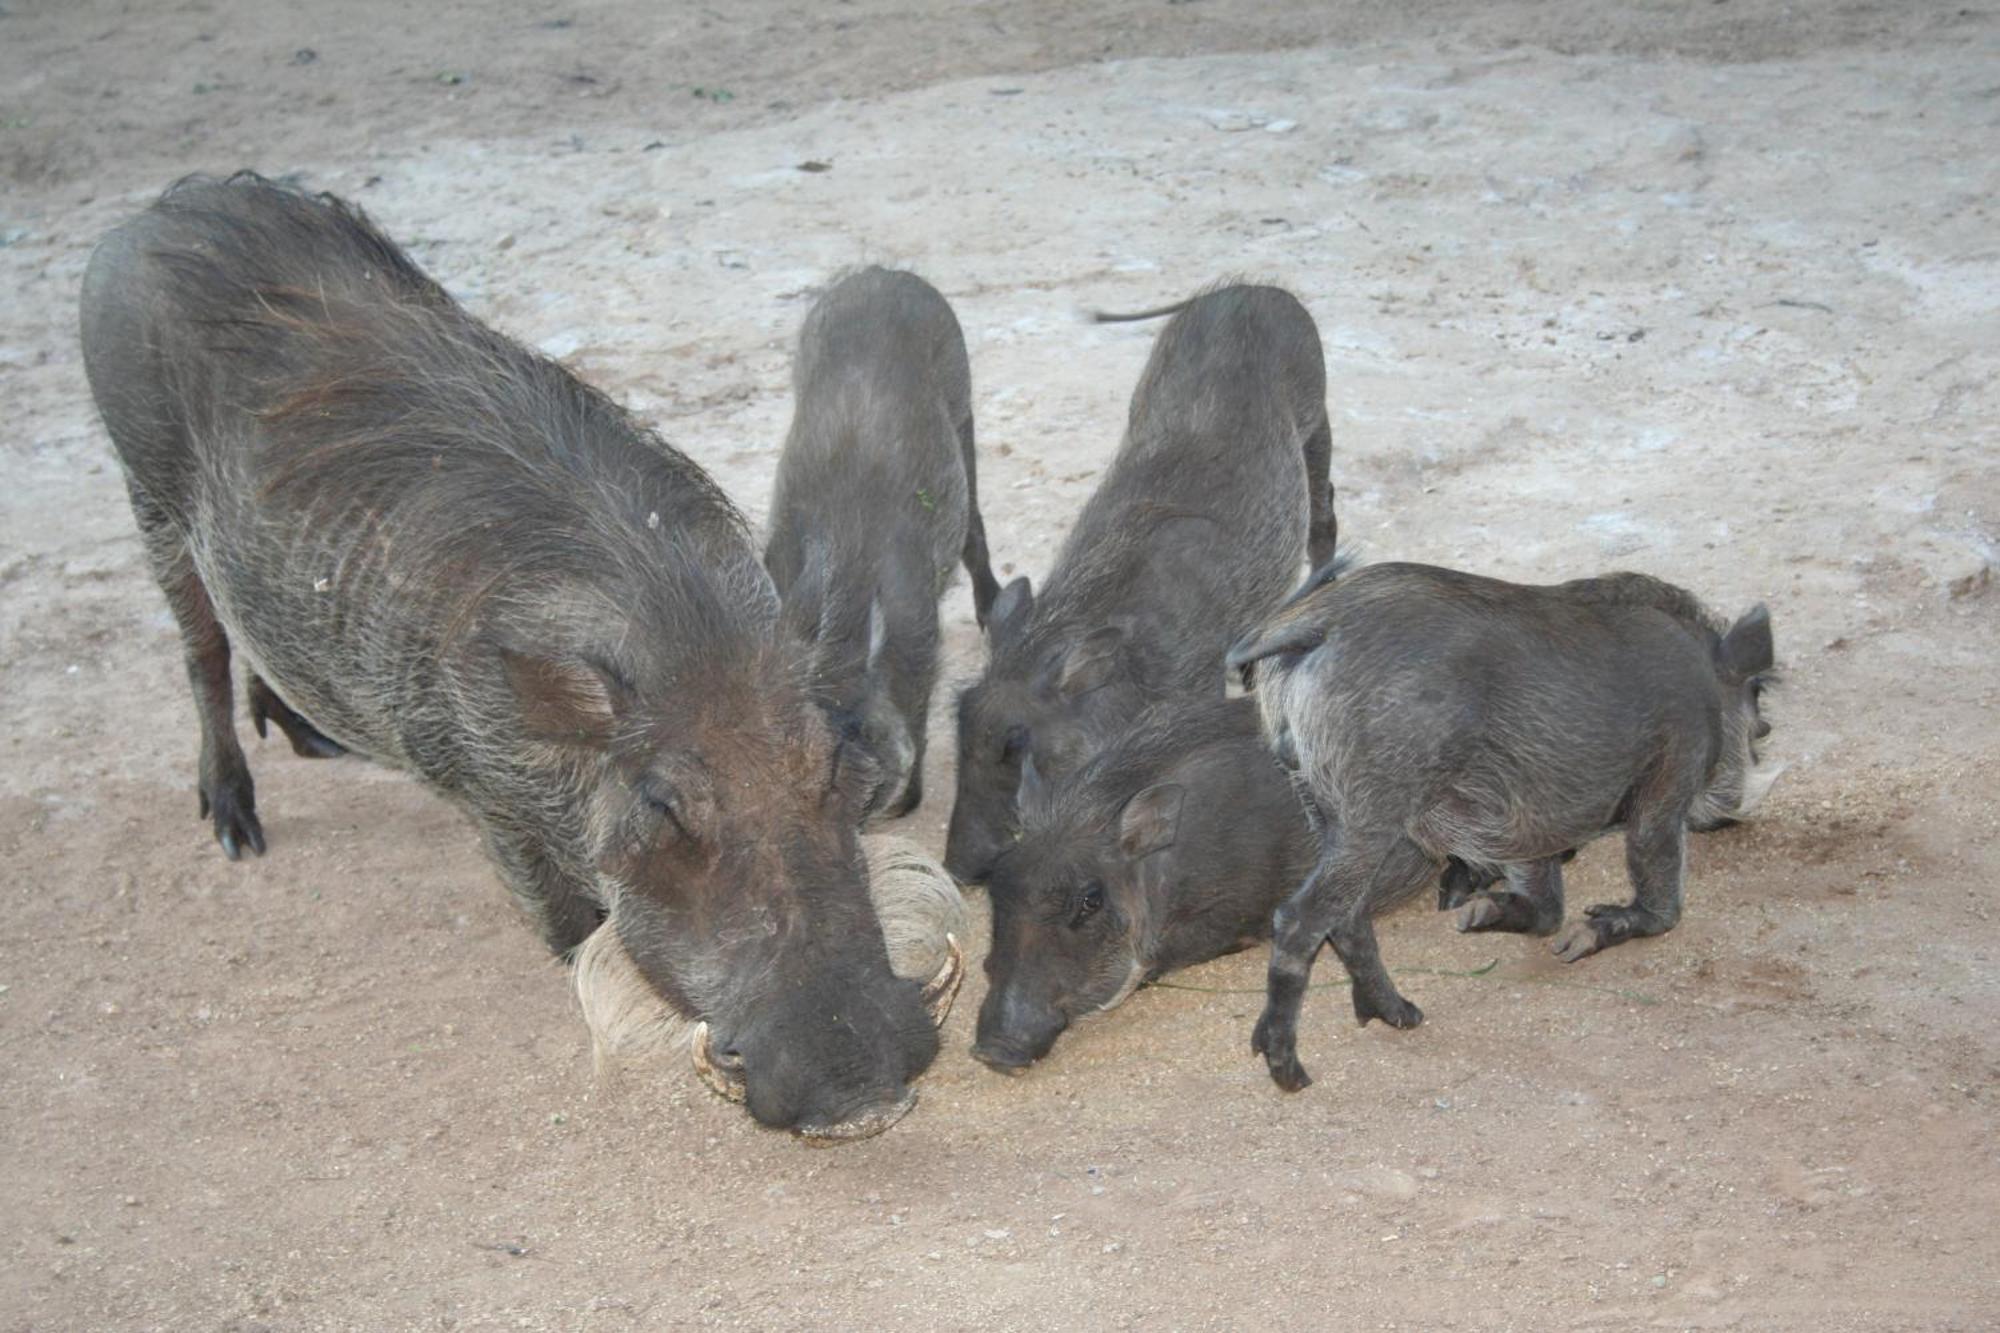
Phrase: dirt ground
[{"left": 4, "top": 1, "right": 1999, "bottom": 1328}]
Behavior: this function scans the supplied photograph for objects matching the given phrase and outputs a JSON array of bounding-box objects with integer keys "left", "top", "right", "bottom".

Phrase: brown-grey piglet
[
  {"left": 946, "top": 283, "right": 1338, "bottom": 883},
  {"left": 1228, "top": 559, "right": 1781, "bottom": 1092},
  {"left": 971, "top": 696, "right": 1317, "bottom": 1071},
  {"left": 79, "top": 174, "right": 960, "bottom": 1142},
  {"left": 764, "top": 267, "right": 999, "bottom": 822}
]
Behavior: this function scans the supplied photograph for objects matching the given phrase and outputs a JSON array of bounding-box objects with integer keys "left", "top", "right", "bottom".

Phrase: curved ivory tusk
[
  {"left": 689, "top": 1021, "right": 746, "bottom": 1103},
  {"left": 919, "top": 932, "right": 965, "bottom": 1028}
]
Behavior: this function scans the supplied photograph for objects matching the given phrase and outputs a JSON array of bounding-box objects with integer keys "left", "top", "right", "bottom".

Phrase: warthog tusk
[
  {"left": 1737, "top": 759, "right": 1789, "bottom": 817},
  {"left": 689, "top": 1021, "right": 746, "bottom": 1103},
  {"left": 920, "top": 933, "right": 965, "bottom": 1028}
]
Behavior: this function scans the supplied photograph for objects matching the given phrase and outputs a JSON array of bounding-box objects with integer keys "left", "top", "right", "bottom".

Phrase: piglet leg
[
  {"left": 1254, "top": 832, "right": 1437, "bottom": 1091},
  {"left": 1553, "top": 813, "right": 1686, "bottom": 962},
  {"left": 1456, "top": 855, "right": 1566, "bottom": 936}
]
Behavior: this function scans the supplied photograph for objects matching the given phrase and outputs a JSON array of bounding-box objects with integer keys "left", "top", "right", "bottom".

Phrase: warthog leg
[
  {"left": 130, "top": 478, "right": 264, "bottom": 859},
  {"left": 247, "top": 674, "right": 347, "bottom": 758}
]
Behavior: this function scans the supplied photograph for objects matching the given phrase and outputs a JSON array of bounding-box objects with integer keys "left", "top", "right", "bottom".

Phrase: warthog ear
[
  {"left": 865, "top": 595, "right": 888, "bottom": 672},
  {"left": 500, "top": 649, "right": 623, "bottom": 748},
  {"left": 1057, "top": 625, "right": 1124, "bottom": 698},
  {"left": 778, "top": 541, "right": 835, "bottom": 646},
  {"left": 1719, "top": 603, "right": 1774, "bottom": 680},
  {"left": 1015, "top": 750, "right": 1049, "bottom": 811},
  {"left": 989, "top": 576, "right": 1034, "bottom": 650},
  {"left": 1118, "top": 783, "right": 1185, "bottom": 861}
]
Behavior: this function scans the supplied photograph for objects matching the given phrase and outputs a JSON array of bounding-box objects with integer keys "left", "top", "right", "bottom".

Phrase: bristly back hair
[
  {"left": 1022, "top": 695, "right": 1267, "bottom": 831},
  {"left": 142, "top": 172, "right": 768, "bottom": 673},
  {"left": 1555, "top": 570, "right": 1727, "bottom": 639}
]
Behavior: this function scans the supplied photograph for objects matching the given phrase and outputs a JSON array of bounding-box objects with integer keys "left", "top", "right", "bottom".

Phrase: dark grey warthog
[
  {"left": 80, "top": 174, "right": 959, "bottom": 1141},
  {"left": 1228, "top": 560, "right": 1780, "bottom": 1091},
  {"left": 945, "top": 283, "right": 1338, "bottom": 883},
  {"left": 972, "top": 697, "right": 1316, "bottom": 1071},
  {"left": 764, "top": 267, "right": 1000, "bottom": 822}
]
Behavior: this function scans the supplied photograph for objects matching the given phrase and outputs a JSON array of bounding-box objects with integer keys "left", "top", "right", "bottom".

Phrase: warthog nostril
[{"left": 794, "top": 1087, "right": 920, "bottom": 1145}]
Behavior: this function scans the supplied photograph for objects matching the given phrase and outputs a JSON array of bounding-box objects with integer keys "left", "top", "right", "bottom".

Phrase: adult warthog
[{"left": 80, "top": 173, "right": 960, "bottom": 1141}]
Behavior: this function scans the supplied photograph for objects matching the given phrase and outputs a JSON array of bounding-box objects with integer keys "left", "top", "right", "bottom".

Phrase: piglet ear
[
  {"left": 1118, "top": 783, "right": 1185, "bottom": 860},
  {"left": 1057, "top": 625, "right": 1124, "bottom": 698},
  {"left": 1719, "top": 603, "right": 1774, "bottom": 680},
  {"left": 988, "top": 576, "right": 1034, "bottom": 650},
  {"left": 500, "top": 649, "right": 623, "bottom": 748},
  {"left": 1015, "top": 750, "right": 1048, "bottom": 811}
]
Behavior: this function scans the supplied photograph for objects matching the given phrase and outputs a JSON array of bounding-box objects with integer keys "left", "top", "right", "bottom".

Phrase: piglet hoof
[
  {"left": 1266, "top": 1052, "right": 1313, "bottom": 1093},
  {"left": 1352, "top": 988, "right": 1423, "bottom": 1031},
  {"left": 1455, "top": 896, "right": 1505, "bottom": 932},
  {"left": 198, "top": 776, "right": 266, "bottom": 860},
  {"left": 1250, "top": 1011, "right": 1312, "bottom": 1093},
  {"left": 1550, "top": 919, "right": 1610, "bottom": 964}
]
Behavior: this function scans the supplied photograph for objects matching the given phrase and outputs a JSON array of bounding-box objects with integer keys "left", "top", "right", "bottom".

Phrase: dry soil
[{"left": 2, "top": 1, "right": 1998, "bottom": 1328}]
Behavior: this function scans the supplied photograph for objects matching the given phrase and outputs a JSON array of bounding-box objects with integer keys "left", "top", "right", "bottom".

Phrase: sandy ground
[{"left": 4, "top": 1, "right": 1999, "bottom": 1328}]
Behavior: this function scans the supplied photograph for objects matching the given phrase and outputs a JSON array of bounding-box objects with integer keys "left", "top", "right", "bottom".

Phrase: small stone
[
  {"left": 983, "top": 1229, "right": 1010, "bottom": 1241},
  {"left": 1203, "top": 109, "right": 1262, "bottom": 133},
  {"left": 1651, "top": 1274, "right": 1669, "bottom": 1288}
]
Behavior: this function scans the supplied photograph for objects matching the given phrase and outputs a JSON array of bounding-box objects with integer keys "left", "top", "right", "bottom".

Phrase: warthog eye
[
  {"left": 1070, "top": 881, "right": 1104, "bottom": 929},
  {"left": 640, "top": 782, "right": 691, "bottom": 841}
]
